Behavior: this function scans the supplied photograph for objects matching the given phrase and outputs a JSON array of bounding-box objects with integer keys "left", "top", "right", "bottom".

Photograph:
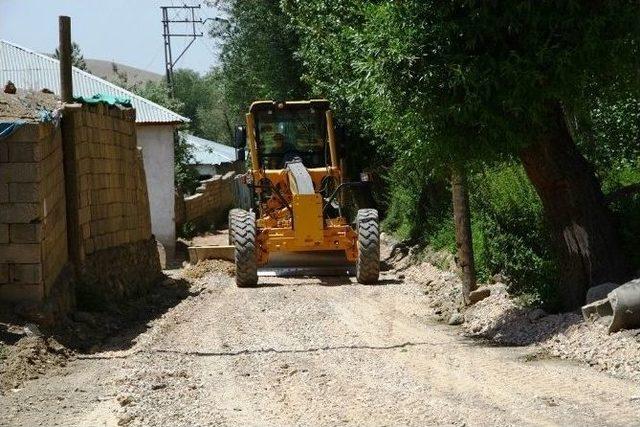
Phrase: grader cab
[{"left": 230, "top": 99, "right": 379, "bottom": 287}]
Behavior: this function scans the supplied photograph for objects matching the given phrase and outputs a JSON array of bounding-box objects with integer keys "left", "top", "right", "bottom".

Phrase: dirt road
[{"left": 2, "top": 264, "right": 640, "bottom": 426}]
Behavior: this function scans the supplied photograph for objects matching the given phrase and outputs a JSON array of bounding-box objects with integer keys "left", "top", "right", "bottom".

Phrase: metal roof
[
  {"left": 0, "top": 40, "right": 189, "bottom": 125},
  {"left": 181, "top": 132, "right": 237, "bottom": 165}
]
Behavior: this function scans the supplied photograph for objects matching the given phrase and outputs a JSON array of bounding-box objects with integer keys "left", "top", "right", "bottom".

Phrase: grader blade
[{"left": 258, "top": 251, "right": 354, "bottom": 277}]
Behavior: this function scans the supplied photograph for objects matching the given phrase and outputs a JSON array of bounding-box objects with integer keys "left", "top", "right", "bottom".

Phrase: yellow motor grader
[{"left": 229, "top": 99, "right": 379, "bottom": 287}]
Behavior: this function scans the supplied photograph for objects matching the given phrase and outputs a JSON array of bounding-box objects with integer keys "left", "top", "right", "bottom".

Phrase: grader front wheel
[
  {"left": 233, "top": 210, "right": 258, "bottom": 287},
  {"left": 228, "top": 208, "right": 244, "bottom": 245},
  {"left": 356, "top": 209, "right": 380, "bottom": 284}
]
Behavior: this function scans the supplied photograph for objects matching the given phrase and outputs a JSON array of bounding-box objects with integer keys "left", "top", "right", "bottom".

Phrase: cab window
[{"left": 255, "top": 109, "right": 327, "bottom": 169}]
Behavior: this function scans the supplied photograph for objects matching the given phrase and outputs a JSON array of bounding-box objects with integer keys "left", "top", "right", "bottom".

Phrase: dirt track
[{"left": 2, "top": 263, "right": 640, "bottom": 426}]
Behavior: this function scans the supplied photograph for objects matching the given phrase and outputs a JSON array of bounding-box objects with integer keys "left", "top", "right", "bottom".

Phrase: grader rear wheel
[
  {"left": 356, "top": 209, "right": 380, "bottom": 284},
  {"left": 233, "top": 210, "right": 258, "bottom": 287}
]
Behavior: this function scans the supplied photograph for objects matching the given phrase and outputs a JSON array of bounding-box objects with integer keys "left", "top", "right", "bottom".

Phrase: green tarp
[{"left": 73, "top": 94, "right": 132, "bottom": 108}]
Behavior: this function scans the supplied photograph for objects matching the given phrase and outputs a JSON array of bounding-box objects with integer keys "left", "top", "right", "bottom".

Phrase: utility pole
[
  {"left": 161, "top": 4, "right": 204, "bottom": 94},
  {"left": 58, "top": 16, "right": 73, "bottom": 103}
]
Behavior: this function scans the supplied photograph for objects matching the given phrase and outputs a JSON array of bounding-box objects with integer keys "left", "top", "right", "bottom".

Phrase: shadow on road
[{"left": 52, "top": 274, "right": 196, "bottom": 354}]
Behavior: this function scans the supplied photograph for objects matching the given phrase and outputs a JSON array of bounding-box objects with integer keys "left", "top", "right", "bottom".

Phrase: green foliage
[
  {"left": 135, "top": 80, "right": 185, "bottom": 114},
  {"left": 288, "top": 1, "right": 640, "bottom": 172},
  {"left": 174, "top": 133, "right": 201, "bottom": 195},
  {"left": 179, "top": 221, "right": 197, "bottom": 240},
  {"left": 215, "top": 0, "right": 308, "bottom": 121},
  {"left": 53, "top": 41, "right": 88, "bottom": 71},
  {"left": 470, "top": 164, "right": 558, "bottom": 305}
]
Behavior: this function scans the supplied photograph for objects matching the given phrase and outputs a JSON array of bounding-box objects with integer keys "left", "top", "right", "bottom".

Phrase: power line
[{"left": 160, "top": 4, "right": 205, "bottom": 94}]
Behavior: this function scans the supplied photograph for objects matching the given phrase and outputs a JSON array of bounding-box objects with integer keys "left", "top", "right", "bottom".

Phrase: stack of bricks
[
  {"left": 182, "top": 171, "right": 236, "bottom": 228},
  {"left": 69, "top": 104, "right": 152, "bottom": 260},
  {"left": 0, "top": 122, "right": 68, "bottom": 303}
]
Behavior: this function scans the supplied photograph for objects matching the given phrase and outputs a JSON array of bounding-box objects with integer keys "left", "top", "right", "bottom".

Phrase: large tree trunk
[{"left": 519, "top": 104, "right": 630, "bottom": 310}]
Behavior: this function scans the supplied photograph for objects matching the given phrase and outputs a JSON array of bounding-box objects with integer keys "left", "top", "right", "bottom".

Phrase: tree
[
  {"left": 53, "top": 41, "right": 88, "bottom": 71},
  {"left": 287, "top": 1, "right": 640, "bottom": 309},
  {"left": 214, "top": 0, "right": 308, "bottom": 121}
]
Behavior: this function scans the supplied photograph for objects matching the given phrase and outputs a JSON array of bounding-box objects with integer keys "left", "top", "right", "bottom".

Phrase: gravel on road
[{"left": 1, "top": 251, "right": 639, "bottom": 426}]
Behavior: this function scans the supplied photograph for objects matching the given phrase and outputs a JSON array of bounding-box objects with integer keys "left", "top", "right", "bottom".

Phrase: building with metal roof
[
  {"left": 0, "top": 40, "right": 189, "bottom": 124},
  {"left": 0, "top": 39, "right": 187, "bottom": 259},
  {"left": 181, "top": 132, "right": 238, "bottom": 177}
]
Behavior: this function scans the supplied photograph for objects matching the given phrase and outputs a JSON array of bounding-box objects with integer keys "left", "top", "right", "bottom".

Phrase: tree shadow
[{"left": 51, "top": 274, "right": 195, "bottom": 354}]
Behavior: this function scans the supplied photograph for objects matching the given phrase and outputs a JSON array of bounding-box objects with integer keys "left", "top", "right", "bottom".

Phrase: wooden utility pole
[
  {"left": 451, "top": 166, "right": 477, "bottom": 305},
  {"left": 59, "top": 16, "right": 73, "bottom": 103},
  {"left": 58, "top": 16, "right": 81, "bottom": 266}
]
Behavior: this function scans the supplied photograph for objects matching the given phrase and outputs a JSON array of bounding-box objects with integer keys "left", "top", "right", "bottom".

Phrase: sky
[{"left": 0, "top": 0, "right": 221, "bottom": 76}]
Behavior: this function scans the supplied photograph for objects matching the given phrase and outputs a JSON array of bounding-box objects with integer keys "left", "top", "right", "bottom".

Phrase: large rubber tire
[
  {"left": 233, "top": 210, "right": 258, "bottom": 287},
  {"left": 356, "top": 209, "right": 380, "bottom": 284},
  {"left": 228, "top": 208, "right": 244, "bottom": 245}
]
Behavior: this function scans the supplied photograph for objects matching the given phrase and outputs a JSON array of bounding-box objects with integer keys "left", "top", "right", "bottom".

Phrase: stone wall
[
  {"left": 0, "top": 102, "right": 161, "bottom": 319},
  {"left": 177, "top": 171, "right": 236, "bottom": 230},
  {"left": 0, "top": 122, "right": 68, "bottom": 308}
]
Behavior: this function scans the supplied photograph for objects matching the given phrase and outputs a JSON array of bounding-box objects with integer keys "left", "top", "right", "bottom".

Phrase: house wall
[{"left": 136, "top": 125, "right": 176, "bottom": 259}]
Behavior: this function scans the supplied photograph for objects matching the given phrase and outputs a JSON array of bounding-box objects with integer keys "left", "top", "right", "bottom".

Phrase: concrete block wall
[
  {"left": 180, "top": 171, "right": 236, "bottom": 229},
  {"left": 68, "top": 104, "right": 152, "bottom": 260},
  {"left": 65, "top": 104, "right": 160, "bottom": 303},
  {"left": 0, "top": 103, "right": 160, "bottom": 318},
  {"left": 0, "top": 122, "right": 68, "bottom": 304}
]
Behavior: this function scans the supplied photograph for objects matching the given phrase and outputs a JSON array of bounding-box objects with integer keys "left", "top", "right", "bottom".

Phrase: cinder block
[
  {"left": 0, "top": 224, "right": 7, "bottom": 244},
  {"left": 9, "top": 141, "right": 41, "bottom": 162},
  {"left": 10, "top": 224, "right": 41, "bottom": 243},
  {"left": 0, "top": 184, "right": 7, "bottom": 203},
  {"left": 0, "top": 142, "right": 7, "bottom": 162},
  {"left": 0, "top": 263, "right": 8, "bottom": 283},
  {"left": 0, "top": 163, "right": 40, "bottom": 183},
  {"left": 0, "top": 203, "right": 41, "bottom": 223},
  {"left": 0, "top": 282, "right": 43, "bottom": 302},
  {"left": 9, "top": 182, "right": 39, "bottom": 203},
  {"left": 9, "top": 123, "right": 39, "bottom": 142},
  {"left": 12, "top": 263, "right": 42, "bottom": 284},
  {"left": 0, "top": 243, "right": 41, "bottom": 263}
]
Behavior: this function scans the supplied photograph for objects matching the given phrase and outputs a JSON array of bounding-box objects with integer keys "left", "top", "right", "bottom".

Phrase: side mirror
[
  {"left": 236, "top": 147, "right": 246, "bottom": 162},
  {"left": 234, "top": 125, "right": 246, "bottom": 148}
]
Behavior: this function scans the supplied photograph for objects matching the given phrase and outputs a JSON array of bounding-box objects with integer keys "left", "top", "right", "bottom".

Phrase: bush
[
  {"left": 470, "top": 164, "right": 559, "bottom": 306},
  {"left": 384, "top": 161, "right": 560, "bottom": 308}
]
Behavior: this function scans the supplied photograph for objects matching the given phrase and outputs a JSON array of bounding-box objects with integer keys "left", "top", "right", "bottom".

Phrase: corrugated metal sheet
[
  {"left": 0, "top": 40, "right": 189, "bottom": 125},
  {"left": 182, "top": 132, "right": 237, "bottom": 165}
]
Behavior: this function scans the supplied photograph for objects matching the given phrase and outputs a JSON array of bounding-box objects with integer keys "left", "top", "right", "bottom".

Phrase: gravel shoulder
[{"left": 1, "top": 247, "right": 640, "bottom": 426}]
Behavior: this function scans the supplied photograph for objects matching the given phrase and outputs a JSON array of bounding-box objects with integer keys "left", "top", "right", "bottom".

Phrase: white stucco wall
[{"left": 136, "top": 125, "right": 176, "bottom": 259}]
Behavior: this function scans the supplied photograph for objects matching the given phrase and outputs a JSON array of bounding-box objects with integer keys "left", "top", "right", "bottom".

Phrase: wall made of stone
[{"left": 180, "top": 171, "right": 236, "bottom": 230}]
